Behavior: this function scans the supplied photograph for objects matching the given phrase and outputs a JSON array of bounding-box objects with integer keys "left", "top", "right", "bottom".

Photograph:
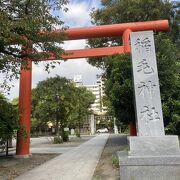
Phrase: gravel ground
[
  {"left": 0, "top": 154, "right": 58, "bottom": 180},
  {"left": 92, "top": 134, "right": 128, "bottom": 180}
]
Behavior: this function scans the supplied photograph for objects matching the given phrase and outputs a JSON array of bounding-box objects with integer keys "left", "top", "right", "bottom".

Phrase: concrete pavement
[
  {"left": 30, "top": 147, "right": 73, "bottom": 154},
  {"left": 15, "top": 134, "right": 109, "bottom": 180},
  {"left": 1, "top": 135, "right": 93, "bottom": 156}
]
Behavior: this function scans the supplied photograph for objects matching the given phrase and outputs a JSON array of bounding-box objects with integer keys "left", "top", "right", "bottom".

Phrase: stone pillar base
[
  {"left": 118, "top": 151, "right": 180, "bottom": 180},
  {"left": 128, "top": 135, "right": 180, "bottom": 156}
]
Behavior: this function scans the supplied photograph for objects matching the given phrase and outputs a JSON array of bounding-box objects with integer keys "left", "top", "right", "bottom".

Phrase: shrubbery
[
  {"left": 62, "top": 131, "right": 69, "bottom": 142},
  {"left": 53, "top": 136, "right": 63, "bottom": 144}
]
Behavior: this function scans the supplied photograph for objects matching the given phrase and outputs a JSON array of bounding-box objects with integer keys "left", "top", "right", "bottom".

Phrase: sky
[{"left": 0, "top": 0, "right": 102, "bottom": 100}]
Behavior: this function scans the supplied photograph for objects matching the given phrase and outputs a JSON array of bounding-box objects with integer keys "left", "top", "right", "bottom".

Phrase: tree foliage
[
  {"left": 0, "top": 94, "right": 18, "bottom": 142},
  {"left": 32, "top": 76, "right": 75, "bottom": 137},
  {"left": 0, "top": 0, "right": 68, "bottom": 87},
  {"left": 104, "top": 54, "right": 135, "bottom": 125},
  {"left": 68, "top": 86, "right": 95, "bottom": 131},
  {"left": 32, "top": 76, "right": 95, "bottom": 139},
  {"left": 155, "top": 33, "right": 180, "bottom": 134},
  {"left": 88, "top": 0, "right": 180, "bottom": 134},
  {"left": 88, "top": 0, "right": 179, "bottom": 67}
]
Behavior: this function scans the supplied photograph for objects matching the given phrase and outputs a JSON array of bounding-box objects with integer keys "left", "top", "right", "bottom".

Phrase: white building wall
[
  {"left": 84, "top": 78, "right": 107, "bottom": 114},
  {"left": 73, "top": 75, "right": 107, "bottom": 115}
]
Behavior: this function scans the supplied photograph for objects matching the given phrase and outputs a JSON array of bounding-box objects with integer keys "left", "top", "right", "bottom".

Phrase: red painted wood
[
  {"left": 123, "top": 29, "right": 132, "bottom": 53},
  {"left": 43, "top": 20, "right": 169, "bottom": 40},
  {"left": 33, "top": 46, "right": 124, "bottom": 60},
  {"left": 16, "top": 60, "right": 32, "bottom": 155},
  {"left": 128, "top": 121, "right": 137, "bottom": 136}
]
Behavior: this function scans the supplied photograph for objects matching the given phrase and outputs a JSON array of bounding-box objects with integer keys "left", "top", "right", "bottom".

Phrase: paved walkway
[
  {"left": 4, "top": 136, "right": 93, "bottom": 156},
  {"left": 15, "top": 134, "right": 109, "bottom": 180},
  {"left": 30, "top": 147, "right": 74, "bottom": 154}
]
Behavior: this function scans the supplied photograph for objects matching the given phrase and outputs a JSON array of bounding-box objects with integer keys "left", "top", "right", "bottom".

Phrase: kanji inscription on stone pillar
[{"left": 130, "top": 31, "right": 165, "bottom": 136}]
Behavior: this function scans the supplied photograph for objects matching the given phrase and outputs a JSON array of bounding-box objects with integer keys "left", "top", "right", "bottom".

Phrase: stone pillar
[
  {"left": 118, "top": 31, "right": 180, "bottom": 180},
  {"left": 128, "top": 31, "right": 180, "bottom": 156},
  {"left": 131, "top": 31, "right": 164, "bottom": 137},
  {"left": 90, "top": 114, "right": 95, "bottom": 135}
]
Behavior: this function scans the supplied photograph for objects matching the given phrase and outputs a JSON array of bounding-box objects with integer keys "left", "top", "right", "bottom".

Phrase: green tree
[
  {"left": 32, "top": 77, "right": 95, "bottom": 139},
  {"left": 0, "top": 94, "right": 18, "bottom": 146},
  {"left": 155, "top": 33, "right": 180, "bottom": 134},
  {"left": 69, "top": 86, "right": 95, "bottom": 135},
  {"left": 88, "top": 0, "right": 180, "bottom": 134},
  {"left": 0, "top": 0, "right": 68, "bottom": 86},
  {"left": 104, "top": 54, "right": 135, "bottom": 125},
  {"left": 32, "top": 76, "right": 76, "bottom": 141}
]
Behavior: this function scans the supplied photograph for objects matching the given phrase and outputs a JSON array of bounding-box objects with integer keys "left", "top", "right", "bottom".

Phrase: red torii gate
[{"left": 16, "top": 20, "right": 169, "bottom": 156}]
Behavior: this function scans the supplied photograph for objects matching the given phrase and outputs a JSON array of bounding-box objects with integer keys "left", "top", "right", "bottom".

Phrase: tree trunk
[
  {"left": 6, "top": 140, "right": 8, "bottom": 156},
  {"left": 55, "top": 120, "right": 60, "bottom": 137},
  {"left": 78, "top": 119, "right": 81, "bottom": 135}
]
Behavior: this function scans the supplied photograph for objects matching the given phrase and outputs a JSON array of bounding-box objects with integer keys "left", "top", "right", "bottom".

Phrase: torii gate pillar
[{"left": 16, "top": 60, "right": 32, "bottom": 157}]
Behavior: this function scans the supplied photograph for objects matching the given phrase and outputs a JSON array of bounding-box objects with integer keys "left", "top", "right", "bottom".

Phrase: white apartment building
[{"left": 73, "top": 75, "right": 107, "bottom": 115}]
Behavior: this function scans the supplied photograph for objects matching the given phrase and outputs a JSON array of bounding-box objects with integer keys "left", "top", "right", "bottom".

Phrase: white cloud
[
  {"left": 62, "top": 3, "right": 90, "bottom": 26},
  {"left": 63, "top": 39, "right": 87, "bottom": 50},
  {"left": 32, "top": 59, "right": 102, "bottom": 87},
  {"left": 61, "top": 0, "right": 101, "bottom": 27}
]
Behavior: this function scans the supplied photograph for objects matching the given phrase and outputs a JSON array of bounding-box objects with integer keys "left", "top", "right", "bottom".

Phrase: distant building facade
[
  {"left": 73, "top": 75, "right": 107, "bottom": 115},
  {"left": 73, "top": 75, "right": 113, "bottom": 134},
  {"left": 73, "top": 75, "right": 83, "bottom": 87}
]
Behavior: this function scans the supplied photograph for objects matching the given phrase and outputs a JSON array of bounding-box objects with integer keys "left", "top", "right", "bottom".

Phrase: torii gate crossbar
[{"left": 16, "top": 20, "right": 169, "bottom": 156}]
